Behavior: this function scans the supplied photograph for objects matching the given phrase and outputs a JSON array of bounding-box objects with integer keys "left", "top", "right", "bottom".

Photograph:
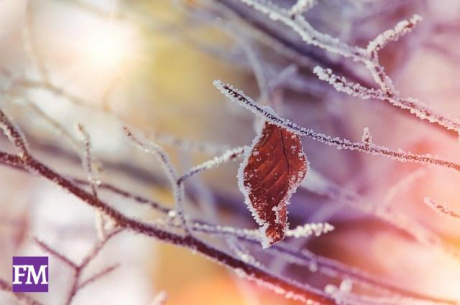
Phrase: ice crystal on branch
[
  {"left": 367, "top": 15, "right": 423, "bottom": 54},
  {"left": 313, "top": 66, "right": 460, "bottom": 133},
  {"left": 361, "top": 127, "right": 373, "bottom": 148},
  {"left": 1, "top": 1, "right": 460, "bottom": 305},
  {"left": 234, "top": 0, "right": 460, "bottom": 133},
  {"left": 313, "top": 66, "right": 386, "bottom": 100},
  {"left": 214, "top": 79, "right": 460, "bottom": 174},
  {"left": 285, "top": 223, "right": 334, "bottom": 238},
  {"left": 424, "top": 197, "right": 460, "bottom": 221},
  {"left": 289, "top": 0, "right": 317, "bottom": 17}
]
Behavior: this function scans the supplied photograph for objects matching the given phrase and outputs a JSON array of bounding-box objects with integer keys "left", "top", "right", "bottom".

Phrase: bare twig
[
  {"left": 214, "top": 80, "right": 460, "bottom": 173},
  {"left": 77, "top": 264, "right": 120, "bottom": 291},
  {"left": 33, "top": 228, "right": 123, "bottom": 305},
  {"left": 0, "top": 107, "right": 337, "bottom": 305},
  {"left": 424, "top": 197, "right": 460, "bottom": 221},
  {"left": 123, "top": 127, "right": 189, "bottom": 234},
  {"left": 34, "top": 238, "right": 78, "bottom": 270},
  {"left": 76, "top": 123, "right": 108, "bottom": 240},
  {"left": 0, "top": 278, "right": 43, "bottom": 305},
  {"left": 231, "top": 0, "right": 460, "bottom": 134}
]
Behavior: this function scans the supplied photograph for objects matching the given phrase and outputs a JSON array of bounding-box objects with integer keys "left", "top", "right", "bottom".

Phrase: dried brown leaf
[{"left": 238, "top": 122, "right": 308, "bottom": 247}]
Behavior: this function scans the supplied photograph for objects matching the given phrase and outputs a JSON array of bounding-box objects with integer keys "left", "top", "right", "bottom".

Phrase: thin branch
[
  {"left": 34, "top": 238, "right": 78, "bottom": 270},
  {"left": 76, "top": 123, "right": 107, "bottom": 240},
  {"left": 367, "top": 15, "right": 422, "bottom": 54},
  {"left": 361, "top": 127, "right": 373, "bottom": 148},
  {"left": 214, "top": 80, "right": 460, "bottom": 173},
  {"left": 77, "top": 264, "right": 120, "bottom": 291},
  {"left": 232, "top": 0, "right": 460, "bottom": 133},
  {"left": 79, "top": 229, "right": 123, "bottom": 269},
  {"left": 33, "top": 229, "right": 122, "bottom": 305},
  {"left": 177, "top": 146, "right": 245, "bottom": 184},
  {"left": 193, "top": 221, "right": 453, "bottom": 304},
  {"left": 313, "top": 66, "right": 460, "bottom": 132},
  {"left": 313, "top": 66, "right": 387, "bottom": 100},
  {"left": 187, "top": 220, "right": 334, "bottom": 241},
  {"left": 0, "top": 141, "right": 449, "bottom": 264},
  {"left": 147, "top": 129, "right": 231, "bottom": 154},
  {"left": 0, "top": 108, "right": 456, "bottom": 304},
  {"left": 17, "top": 97, "right": 81, "bottom": 153},
  {"left": 73, "top": 179, "right": 170, "bottom": 213},
  {"left": 424, "top": 197, "right": 460, "bottom": 221},
  {"left": 289, "top": 0, "right": 317, "bottom": 17},
  {"left": 69, "top": 174, "right": 455, "bottom": 304},
  {"left": 0, "top": 109, "right": 336, "bottom": 305},
  {"left": 124, "top": 127, "right": 189, "bottom": 233},
  {"left": 64, "top": 228, "right": 122, "bottom": 305},
  {"left": 0, "top": 148, "right": 454, "bottom": 304},
  {"left": 0, "top": 277, "right": 43, "bottom": 305}
]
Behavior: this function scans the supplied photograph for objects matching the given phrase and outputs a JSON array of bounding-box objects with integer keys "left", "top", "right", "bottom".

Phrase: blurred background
[{"left": 1, "top": 0, "right": 460, "bottom": 304}]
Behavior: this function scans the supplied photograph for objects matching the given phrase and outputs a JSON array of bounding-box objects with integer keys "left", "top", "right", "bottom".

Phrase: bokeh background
[{"left": 1, "top": 0, "right": 460, "bottom": 304}]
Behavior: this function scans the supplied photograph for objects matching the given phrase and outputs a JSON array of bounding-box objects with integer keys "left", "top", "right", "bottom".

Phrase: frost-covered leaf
[{"left": 238, "top": 122, "right": 308, "bottom": 248}]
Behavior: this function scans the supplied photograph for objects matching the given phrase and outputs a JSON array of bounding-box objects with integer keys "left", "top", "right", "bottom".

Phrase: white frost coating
[
  {"left": 149, "top": 129, "right": 231, "bottom": 155},
  {"left": 180, "top": 146, "right": 246, "bottom": 182},
  {"left": 286, "top": 223, "right": 334, "bottom": 238},
  {"left": 0, "top": 110, "right": 30, "bottom": 155},
  {"left": 424, "top": 197, "right": 460, "bottom": 221},
  {"left": 324, "top": 284, "right": 337, "bottom": 295},
  {"left": 339, "top": 279, "right": 353, "bottom": 293},
  {"left": 76, "top": 124, "right": 101, "bottom": 188},
  {"left": 313, "top": 64, "right": 460, "bottom": 133},
  {"left": 272, "top": 204, "right": 284, "bottom": 224},
  {"left": 313, "top": 66, "right": 387, "bottom": 100},
  {"left": 192, "top": 221, "right": 261, "bottom": 239},
  {"left": 367, "top": 15, "right": 422, "bottom": 53},
  {"left": 198, "top": 146, "right": 245, "bottom": 170},
  {"left": 229, "top": 101, "right": 308, "bottom": 247},
  {"left": 124, "top": 128, "right": 178, "bottom": 184},
  {"left": 235, "top": 0, "right": 460, "bottom": 134},
  {"left": 227, "top": 238, "right": 262, "bottom": 267},
  {"left": 76, "top": 123, "right": 108, "bottom": 239},
  {"left": 235, "top": 122, "right": 275, "bottom": 248},
  {"left": 361, "top": 127, "right": 372, "bottom": 147},
  {"left": 214, "top": 79, "right": 460, "bottom": 173},
  {"left": 124, "top": 127, "right": 189, "bottom": 230},
  {"left": 289, "top": 0, "right": 316, "bottom": 16},
  {"left": 236, "top": 0, "right": 364, "bottom": 61},
  {"left": 214, "top": 80, "right": 302, "bottom": 136},
  {"left": 259, "top": 223, "right": 274, "bottom": 249},
  {"left": 192, "top": 220, "right": 331, "bottom": 244}
]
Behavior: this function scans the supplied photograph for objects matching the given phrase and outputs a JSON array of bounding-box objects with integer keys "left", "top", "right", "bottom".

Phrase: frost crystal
[
  {"left": 361, "top": 127, "right": 373, "bottom": 147},
  {"left": 424, "top": 197, "right": 460, "bottom": 221},
  {"left": 367, "top": 15, "right": 422, "bottom": 54},
  {"left": 289, "top": 0, "right": 316, "bottom": 17},
  {"left": 286, "top": 223, "right": 334, "bottom": 238}
]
